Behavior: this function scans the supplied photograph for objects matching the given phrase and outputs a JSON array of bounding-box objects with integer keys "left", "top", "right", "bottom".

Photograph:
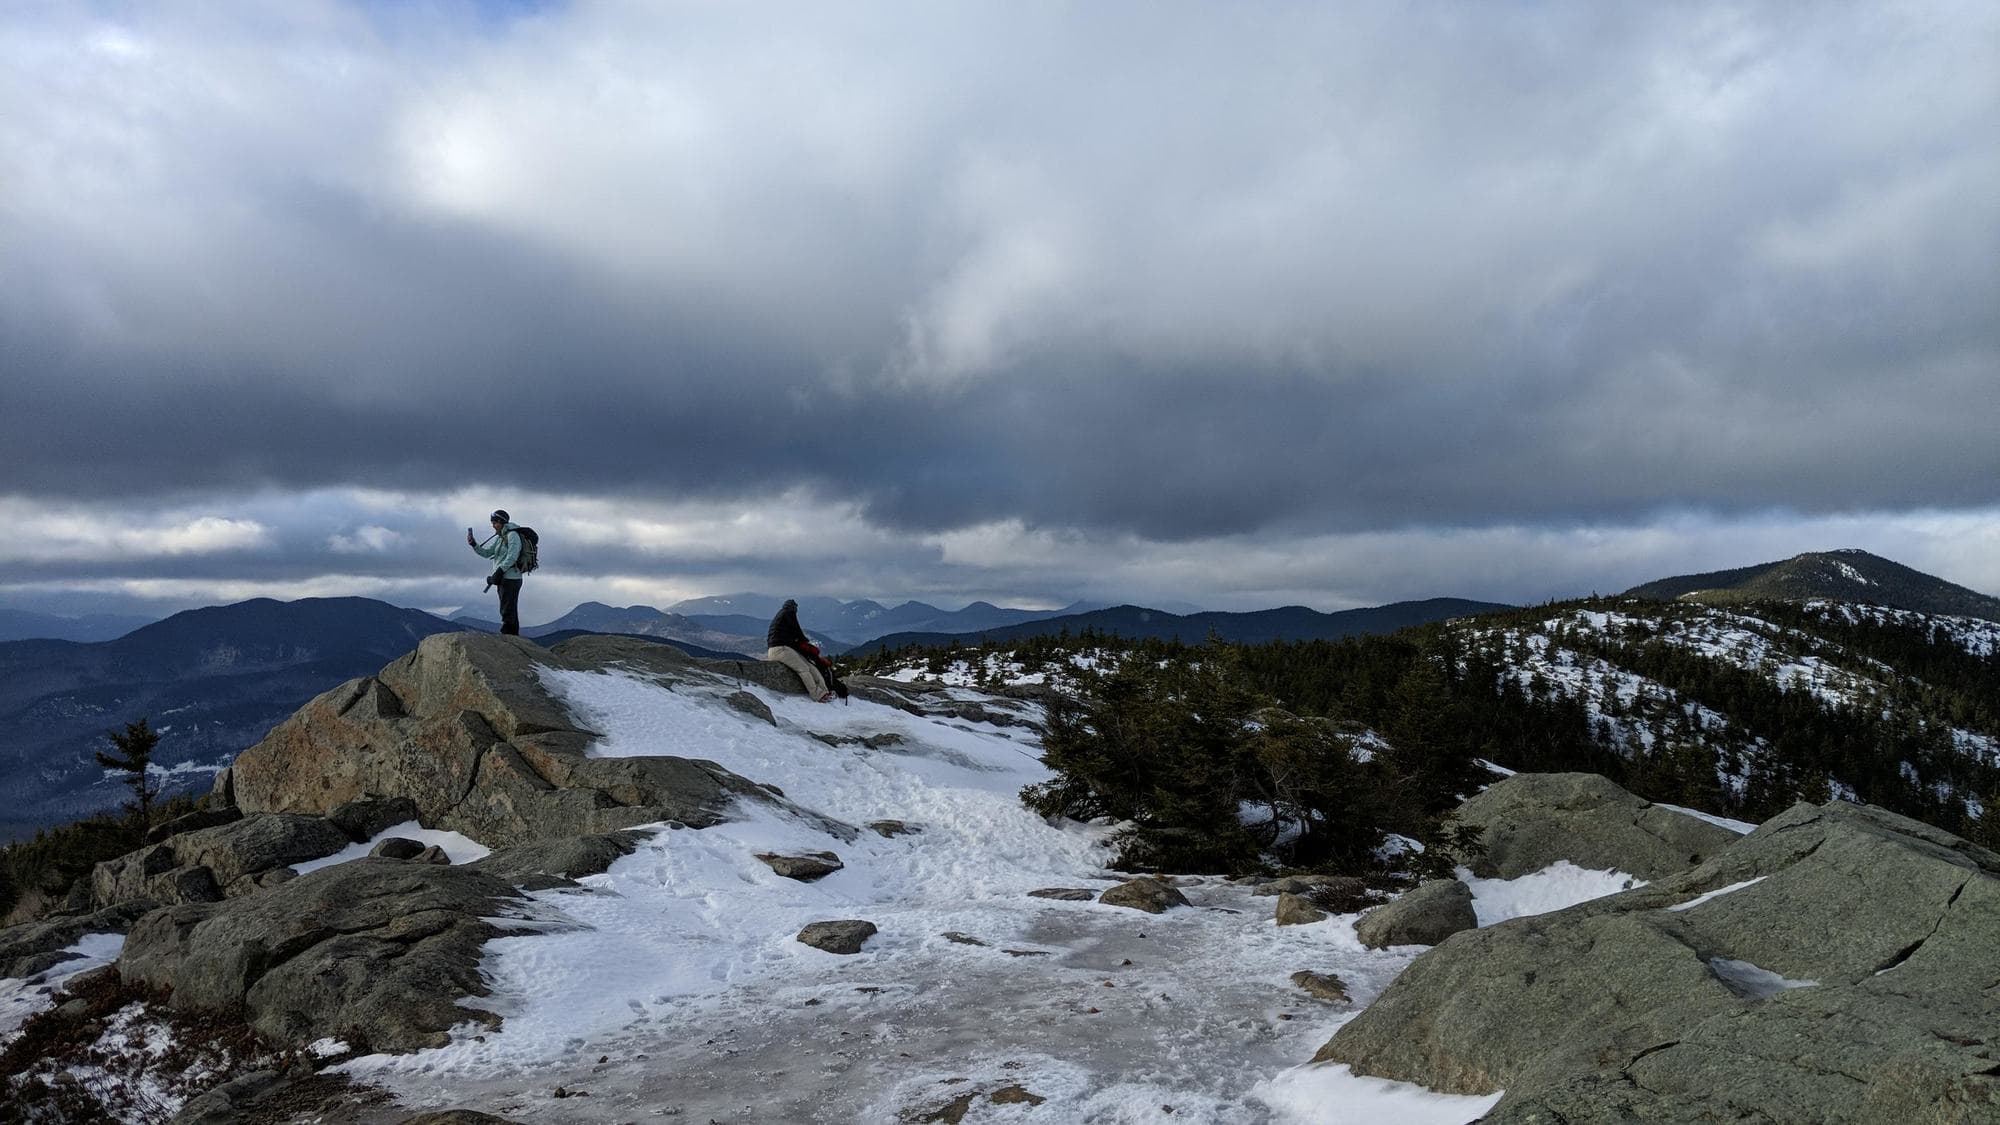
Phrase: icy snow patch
[
  {"left": 1667, "top": 876, "right": 1767, "bottom": 912},
  {"left": 1708, "top": 957, "right": 1816, "bottom": 999},
  {"left": 1461, "top": 862, "right": 1644, "bottom": 927},
  {"left": 0, "top": 933, "right": 125, "bottom": 1037},
  {"left": 1656, "top": 803, "right": 1757, "bottom": 834},
  {"left": 290, "top": 822, "right": 492, "bottom": 876},
  {"left": 1260, "top": 1060, "right": 1503, "bottom": 1124}
]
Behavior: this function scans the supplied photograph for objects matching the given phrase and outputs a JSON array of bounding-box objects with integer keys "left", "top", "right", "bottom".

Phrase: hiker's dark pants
[{"left": 496, "top": 578, "right": 523, "bottom": 635}]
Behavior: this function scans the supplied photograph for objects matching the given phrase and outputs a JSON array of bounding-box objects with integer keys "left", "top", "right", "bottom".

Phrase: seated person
[{"left": 765, "top": 599, "right": 833, "bottom": 702}]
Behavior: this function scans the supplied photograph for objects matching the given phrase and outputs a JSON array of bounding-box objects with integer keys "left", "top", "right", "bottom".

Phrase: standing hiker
[
  {"left": 468, "top": 509, "right": 525, "bottom": 635},
  {"left": 766, "top": 599, "right": 839, "bottom": 702}
]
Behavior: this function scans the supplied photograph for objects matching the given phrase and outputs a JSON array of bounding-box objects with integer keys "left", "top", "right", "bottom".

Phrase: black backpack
[{"left": 513, "top": 527, "right": 540, "bottom": 575}]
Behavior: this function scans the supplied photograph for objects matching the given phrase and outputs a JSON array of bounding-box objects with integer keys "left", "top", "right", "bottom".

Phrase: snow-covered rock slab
[{"left": 1316, "top": 800, "right": 2000, "bottom": 1123}]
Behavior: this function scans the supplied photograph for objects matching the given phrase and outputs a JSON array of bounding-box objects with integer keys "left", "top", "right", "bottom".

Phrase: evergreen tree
[
  {"left": 96, "top": 718, "right": 161, "bottom": 828},
  {"left": 1975, "top": 793, "right": 2000, "bottom": 853}
]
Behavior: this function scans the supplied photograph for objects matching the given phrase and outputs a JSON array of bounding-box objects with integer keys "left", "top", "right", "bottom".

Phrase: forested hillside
[{"left": 855, "top": 596, "right": 2000, "bottom": 866}]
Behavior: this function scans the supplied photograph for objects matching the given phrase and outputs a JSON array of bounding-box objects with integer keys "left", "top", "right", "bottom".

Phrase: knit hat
[{"left": 490, "top": 510, "right": 509, "bottom": 523}]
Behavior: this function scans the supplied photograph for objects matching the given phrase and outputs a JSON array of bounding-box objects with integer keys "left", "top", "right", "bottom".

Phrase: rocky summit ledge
[
  {"left": 118, "top": 857, "right": 529, "bottom": 1053},
  {"left": 1315, "top": 798, "right": 2000, "bottom": 1123},
  {"left": 1452, "top": 771, "right": 1741, "bottom": 880},
  {"left": 224, "top": 632, "right": 854, "bottom": 847}
]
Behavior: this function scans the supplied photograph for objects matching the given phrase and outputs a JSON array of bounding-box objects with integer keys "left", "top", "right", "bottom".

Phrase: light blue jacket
[{"left": 475, "top": 522, "right": 523, "bottom": 579}]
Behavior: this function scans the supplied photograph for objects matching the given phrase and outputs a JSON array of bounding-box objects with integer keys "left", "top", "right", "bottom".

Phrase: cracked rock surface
[
  {"left": 118, "top": 857, "right": 532, "bottom": 1052},
  {"left": 1315, "top": 798, "right": 2000, "bottom": 1123},
  {"left": 227, "top": 633, "right": 850, "bottom": 846},
  {"left": 1453, "top": 771, "right": 1741, "bottom": 880}
]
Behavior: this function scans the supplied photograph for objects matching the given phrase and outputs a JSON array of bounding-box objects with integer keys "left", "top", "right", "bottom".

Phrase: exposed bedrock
[
  {"left": 1453, "top": 771, "right": 1741, "bottom": 880},
  {"left": 118, "top": 857, "right": 532, "bottom": 1052},
  {"left": 1316, "top": 798, "right": 2000, "bottom": 1123},
  {"left": 227, "top": 633, "right": 854, "bottom": 846}
]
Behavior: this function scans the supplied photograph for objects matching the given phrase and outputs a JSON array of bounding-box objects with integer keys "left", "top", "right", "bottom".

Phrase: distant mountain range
[
  {"left": 5, "top": 551, "right": 1993, "bottom": 839},
  {"left": 856, "top": 597, "right": 1516, "bottom": 652},
  {"left": 529, "top": 630, "right": 752, "bottom": 662},
  {"left": 1625, "top": 549, "right": 2000, "bottom": 622},
  {"left": 0, "top": 598, "right": 474, "bottom": 841},
  {"left": 0, "top": 609, "right": 156, "bottom": 644},
  {"left": 454, "top": 596, "right": 1109, "bottom": 654},
  {"left": 663, "top": 594, "right": 1107, "bottom": 647}
]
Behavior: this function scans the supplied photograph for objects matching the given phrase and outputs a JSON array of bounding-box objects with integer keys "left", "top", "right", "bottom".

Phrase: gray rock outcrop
[
  {"left": 1274, "top": 892, "right": 1327, "bottom": 926},
  {"left": 169, "top": 1069, "right": 286, "bottom": 1125},
  {"left": 1098, "top": 878, "right": 1190, "bottom": 913},
  {"left": 371, "top": 837, "right": 426, "bottom": 860},
  {"left": 1455, "top": 771, "right": 1740, "bottom": 879},
  {"left": 723, "top": 690, "right": 776, "bottom": 725},
  {"left": 1316, "top": 800, "right": 2000, "bottom": 1123},
  {"left": 119, "top": 857, "right": 529, "bottom": 1052},
  {"left": 0, "top": 904, "right": 150, "bottom": 979},
  {"left": 88, "top": 813, "right": 352, "bottom": 911},
  {"left": 1254, "top": 874, "right": 1359, "bottom": 897},
  {"left": 328, "top": 796, "right": 421, "bottom": 842},
  {"left": 1290, "top": 970, "right": 1350, "bottom": 1004},
  {"left": 755, "top": 851, "right": 844, "bottom": 881},
  {"left": 797, "top": 919, "right": 877, "bottom": 954},
  {"left": 227, "top": 633, "right": 853, "bottom": 847},
  {"left": 468, "top": 830, "right": 650, "bottom": 890},
  {"left": 1353, "top": 879, "right": 1476, "bottom": 948}
]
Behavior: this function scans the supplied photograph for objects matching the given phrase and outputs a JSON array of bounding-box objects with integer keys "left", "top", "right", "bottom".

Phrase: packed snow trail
[{"left": 326, "top": 669, "right": 1581, "bottom": 1122}]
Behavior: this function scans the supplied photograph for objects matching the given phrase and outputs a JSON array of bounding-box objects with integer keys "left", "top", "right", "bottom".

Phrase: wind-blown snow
[
  {"left": 1707, "top": 957, "right": 1816, "bottom": 999},
  {"left": 1257, "top": 1061, "right": 1503, "bottom": 1123},
  {"left": 1667, "top": 876, "right": 1766, "bottom": 913},
  {"left": 0, "top": 932, "right": 124, "bottom": 1037},
  {"left": 1461, "top": 862, "right": 1644, "bottom": 927},
  {"left": 291, "top": 822, "right": 492, "bottom": 875},
  {"left": 339, "top": 669, "right": 1490, "bottom": 1122},
  {"left": 1656, "top": 803, "right": 1758, "bottom": 835}
]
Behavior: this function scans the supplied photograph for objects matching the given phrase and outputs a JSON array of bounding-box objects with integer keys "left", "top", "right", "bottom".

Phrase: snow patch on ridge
[
  {"left": 0, "top": 933, "right": 124, "bottom": 1037},
  {"left": 1461, "top": 862, "right": 1644, "bottom": 927},
  {"left": 291, "top": 822, "right": 492, "bottom": 875}
]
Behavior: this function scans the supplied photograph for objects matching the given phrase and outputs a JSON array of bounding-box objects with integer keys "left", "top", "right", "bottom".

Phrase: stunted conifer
[{"left": 96, "top": 718, "right": 161, "bottom": 828}]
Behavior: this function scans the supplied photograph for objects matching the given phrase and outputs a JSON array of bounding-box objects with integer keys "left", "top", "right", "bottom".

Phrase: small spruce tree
[
  {"left": 96, "top": 718, "right": 161, "bottom": 828},
  {"left": 1975, "top": 793, "right": 2000, "bottom": 853}
]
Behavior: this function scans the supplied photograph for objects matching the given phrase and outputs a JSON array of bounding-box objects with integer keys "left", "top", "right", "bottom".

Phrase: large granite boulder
[
  {"left": 797, "top": 919, "right": 876, "bottom": 954},
  {"left": 468, "top": 830, "right": 651, "bottom": 890},
  {"left": 1098, "top": 878, "right": 1191, "bottom": 913},
  {"left": 88, "top": 813, "right": 351, "bottom": 910},
  {"left": 1455, "top": 771, "right": 1741, "bottom": 879},
  {"left": 118, "top": 857, "right": 530, "bottom": 1053},
  {"left": 1315, "top": 799, "right": 2000, "bottom": 1123},
  {"left": 327, "top": 795, "right": 421, "bottom": 842},
  {"left": 228, "top": 633, "right": 852, "bottom": 847},
  {"left": 1352, "top": 879, "right": 1476, "bottom": 948},
  {"left": 1274, "top": 892, "right": 1327, "bottom": 926}
]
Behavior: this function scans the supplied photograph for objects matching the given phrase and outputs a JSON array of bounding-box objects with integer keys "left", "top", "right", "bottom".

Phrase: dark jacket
[
  {"left": 767, "top": 600, "right": 808, "bottom": 649},
  {"left": 767, "top": 599, "right": 848, "bottom": 700}
]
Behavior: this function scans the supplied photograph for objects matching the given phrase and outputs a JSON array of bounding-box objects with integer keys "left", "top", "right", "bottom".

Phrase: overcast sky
[{"left": 3, "top": 0, "right": 1996, "bottom": 624}]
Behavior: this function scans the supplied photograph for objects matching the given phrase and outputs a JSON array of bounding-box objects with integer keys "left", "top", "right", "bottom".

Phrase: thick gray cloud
[{"left": 1, "top": 1, "right": 1995, "bottom": 614}]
